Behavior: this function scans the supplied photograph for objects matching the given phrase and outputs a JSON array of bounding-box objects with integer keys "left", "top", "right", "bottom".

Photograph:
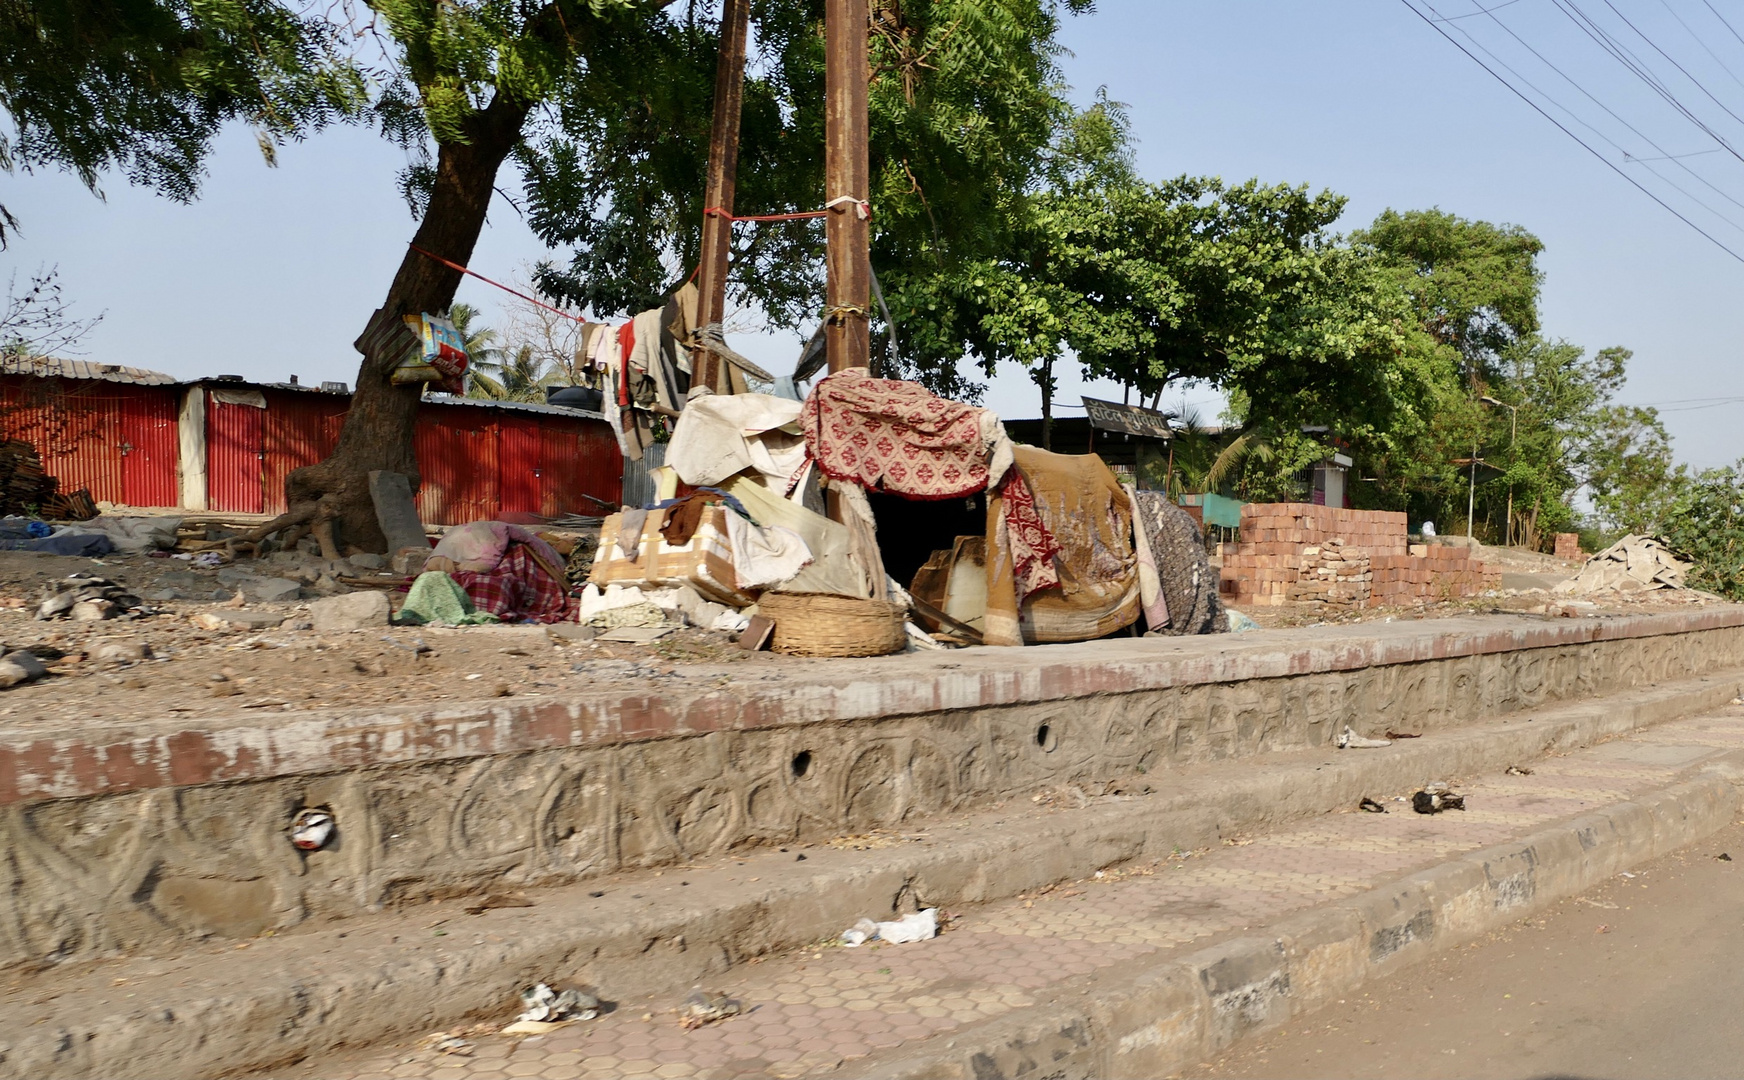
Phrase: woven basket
[{"left": 759, "top": 592, "right": 907, "bottom": 658}]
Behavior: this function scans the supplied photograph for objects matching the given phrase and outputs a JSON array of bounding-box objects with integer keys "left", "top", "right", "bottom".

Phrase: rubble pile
[
  {"left": 35, "top": 573, "right": 144, "bottom": 621},
  {"left": 1555, "top": 534, "right": 1688, "bottom": 596}
]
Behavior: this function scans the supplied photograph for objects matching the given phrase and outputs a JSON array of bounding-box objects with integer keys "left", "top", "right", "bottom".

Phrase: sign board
[{"left": 1081, "top": 397, "right": 1172, "bottom": 440}]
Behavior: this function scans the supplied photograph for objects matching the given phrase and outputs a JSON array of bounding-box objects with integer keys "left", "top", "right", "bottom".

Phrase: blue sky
[{"left": 4, "top": 0, "right": 1742, "bottom": 467}]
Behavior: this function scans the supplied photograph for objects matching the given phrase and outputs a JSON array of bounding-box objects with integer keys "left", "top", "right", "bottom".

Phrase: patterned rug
[{"left": 802, "top": 369, "right": 997, "bottom": 500}]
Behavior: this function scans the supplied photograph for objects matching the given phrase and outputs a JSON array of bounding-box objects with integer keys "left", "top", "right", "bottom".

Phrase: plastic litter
[
  {"left": 1359, "top": 797, "right": 1387, "bottom": 813},
  {"left": 841, "top": 907, "right": 939, "bottom": 947},
  {"left": 1337, "top": 727, "right": 1391, "bottom": 749},
  {"left": 290, "top": 808, "right": 336, "bottom": 851},
  {"left": 1225, "top": 610, "right": 1261, "bottom": 633},
  {"left": 517, "top": 982, "right": 599, "bottom": 1024},
  {"left": 678, "top": 990, "right": 742, "bottom": 1029}
]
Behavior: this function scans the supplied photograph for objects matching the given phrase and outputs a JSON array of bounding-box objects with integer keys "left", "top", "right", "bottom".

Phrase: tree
[
  {"left": 1661, "top": 464, "right": 1744, "bottom": 600},
  {"left": 1, "top": 266, "right": 102, "bottom": 359},
  {"left": 0, "top": 0, "right": 363, "bottom": 228}
]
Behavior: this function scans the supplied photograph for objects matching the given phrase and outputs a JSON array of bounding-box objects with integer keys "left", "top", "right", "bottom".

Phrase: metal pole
[
  {"left": 693, "top": 0, "right": 750, "bottom": 394},
  {"left": 824, "top": 0, "right": 870, "bottom": 374},
  {"left": 1467, "top": 441, "right": 1477, "bottom": 540},
  {"left": 1505, "top": 407, "right": 1517, "bottom": 547}
]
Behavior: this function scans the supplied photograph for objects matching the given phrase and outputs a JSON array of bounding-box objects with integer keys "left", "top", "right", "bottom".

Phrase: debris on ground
[
  {"left": 1385, "top": 729, "right": 1422, "bottom": 739},
  {"left": 422, "top": 1034, "right": 474, "bottom": 1057},
  {"left": 516, "top": 982, "right": 600, "bottom": 1024},
  {"left": 1555, "top": 534, "right": 1688, "bottom": 596},
  {"left": 677, "top": 990, "right": 742, "bottom": 1029},
  {"left": 289, "top": 808, "right": 335, "bottom": 851},
  {"left": 464, "top": 893, "right": 535, "bottom": 915},
  {"left": 1412, "top": 789, "right": 1467, "bottom": 814},
  {"left": 840, "top": 907, "right": 939, "bottom": 947},
  {"left": 1359, "top": 797, "right": 1387, "bottom": 813},
  {"left": 1506, "top": 764, "right": 1534, "bottom": 776},
  {"left": 35, "top": 574, "right": 143, "bottom": 621},
  {"left": 1337, "top": 726, "right": 1392, "bottom": 749},
  {"left": 0, "top": 647, "right": 48, "bottom": 688}
]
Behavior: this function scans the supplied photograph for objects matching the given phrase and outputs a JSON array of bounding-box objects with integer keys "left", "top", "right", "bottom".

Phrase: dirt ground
[
  {"left": 0, "top": 548, "right": 776, "bottom": 727},
  {"left": 1189, "top": 818, "right": 1744, "bottom": 1080},
  {"left": 0, "top": 538, "right": 1718, "bottom": 726}
]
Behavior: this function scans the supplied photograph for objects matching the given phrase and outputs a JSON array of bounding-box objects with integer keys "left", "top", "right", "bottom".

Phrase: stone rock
[
  {"left": 94, "top": 640, "right": 152, "bottom": 663},
  {"left": 283, "top": 619, "right": 314, "bottom": 631},
  {"left": 243, "top": 577, "right": 303, "bottom": 603},
  {"left": 348, "top": 552, "right": 388, "bottom": 571},
  {"left": 309, "top": 590, "right": 391, "bottom": 631},
  {"left": 194, "top": 610, "right": 286, "bottom": 632},
  {"left": 0, "top": 650, "right": 49, "bottom": 687},
  {"left": 72, "top": 598, "right": 116, "bottom": 621},
  {"left": 149, "top": 588, "right": 192, "bottom": 601},
  {"left": 369, "top": 470, "right": 430, "bottom": 555},
  {"left": 309, "top": 573, "right": 351, "bottom": 597},
  {"left": 392, "top": 547, "right": 431, "bottom": 577}
]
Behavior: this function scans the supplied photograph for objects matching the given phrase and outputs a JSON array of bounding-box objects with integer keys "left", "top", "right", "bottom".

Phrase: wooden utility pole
[
  {"left": 693, "top": 0, "right": 751, "bottom": 393},
  {"left": 824, "top": 0, "right": 871, "bottom": 374}
]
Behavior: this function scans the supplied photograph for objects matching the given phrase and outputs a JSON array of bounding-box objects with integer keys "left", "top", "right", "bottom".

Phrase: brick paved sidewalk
[{"left": 286, "top": 708, "right": 1744, "bottom": 1080}]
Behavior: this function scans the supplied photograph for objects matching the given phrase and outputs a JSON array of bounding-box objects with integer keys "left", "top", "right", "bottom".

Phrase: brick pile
[
  {"left": 1219, "top": 502, "right": 1498, "bottom": 608},
  {"left": 1554, "top": 532, "right": 1583, "bottom": 560}
]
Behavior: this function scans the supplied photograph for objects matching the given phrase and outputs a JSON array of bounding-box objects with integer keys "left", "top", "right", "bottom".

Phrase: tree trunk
[{"left": 268, "top": 94, "right": 533, "bottom": 553}]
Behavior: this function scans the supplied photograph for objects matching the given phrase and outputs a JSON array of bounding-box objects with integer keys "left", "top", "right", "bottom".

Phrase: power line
[
  {"left": 1601, "top": 0, "right": 1744, "bottom": 130},
  {"left": 1399, "top": 0, "right": 1744, "bottom": 263},
  {"left": 1655, "top": 0, "right": 1744, "bottom": 96},
  {"left": 1699, "top": 0, "right": 1744, "bottom": 52},
  {"left": 1553, "top": 0, "right": 1744, "bottom": 165},
  {"left": 1462, "top": 0, "right": 1744, "bottom": 222}
]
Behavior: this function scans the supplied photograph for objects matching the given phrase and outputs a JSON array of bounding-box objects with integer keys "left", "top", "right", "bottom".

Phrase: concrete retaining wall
[{"left": 2, "top": 610, "right": 1741, "bottom": 969}]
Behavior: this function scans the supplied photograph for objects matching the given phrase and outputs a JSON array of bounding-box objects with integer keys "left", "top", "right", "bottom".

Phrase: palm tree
[{"left": 467, "top": 343, "right": 560, "bottom": 403}]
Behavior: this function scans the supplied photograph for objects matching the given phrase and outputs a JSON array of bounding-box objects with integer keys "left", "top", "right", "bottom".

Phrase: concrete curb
[
  {"left": 856, "top": 759, "right": 1744, "bottom": 1079},
  {"left": 1, "top": 673, "right": 1739, "bottom": 1080}
]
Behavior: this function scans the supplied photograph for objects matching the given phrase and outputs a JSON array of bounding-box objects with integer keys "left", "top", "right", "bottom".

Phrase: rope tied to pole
[{"left": 702, "top": 196, "right": 871, "bottom": 225}]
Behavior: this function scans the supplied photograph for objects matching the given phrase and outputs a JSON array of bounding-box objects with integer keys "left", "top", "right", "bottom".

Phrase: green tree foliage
[
  {"left": 1661, "top": 464, "right": 1744, "bottom": 600},
  {"left": 0, "top": 0, "right": 363, "bottom": 211}
]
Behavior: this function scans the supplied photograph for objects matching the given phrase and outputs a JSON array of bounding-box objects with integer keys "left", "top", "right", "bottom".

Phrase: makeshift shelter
[{"left": 589, "top": 366, "right": 1222, "bottom": 650}]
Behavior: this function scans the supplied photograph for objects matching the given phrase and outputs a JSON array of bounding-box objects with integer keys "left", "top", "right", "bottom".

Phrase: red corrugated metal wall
[
  {"left": 497, "top": 416, "right": 542, "bottom": 516},
  {"left": 260, "top": 390, "right": 349, "bottom": 514},
  {"left": 541, "top": 414, "right": 622, "bottom": 516},
  {"left": 414, "top": 403, "right": 499, "bottom": 526},
  {"left": 0, "top": 375, "right": 178, "bottom": 506},
  {"left": 120, "top": 392, "right": 180, "bottom": 507},
  {"left": 206, "top": 397, "right": 264, "bottom": 513}
]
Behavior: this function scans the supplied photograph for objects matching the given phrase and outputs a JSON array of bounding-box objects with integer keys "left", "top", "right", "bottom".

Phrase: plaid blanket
[{"left": 453, "top": 544, "right": 577, "bottom": 623}]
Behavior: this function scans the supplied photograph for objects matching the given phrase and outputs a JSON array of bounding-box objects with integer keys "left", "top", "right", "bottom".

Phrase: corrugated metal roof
[
  {"left": 1, "top": 356, "right": 177, "bottom": 385},
  {"left": 190, "top": 379, "right": 605, "bottom": 421}
]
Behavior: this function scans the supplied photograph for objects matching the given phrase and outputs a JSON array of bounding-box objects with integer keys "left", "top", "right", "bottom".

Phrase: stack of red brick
[
  {"left": 1554, "top": 532, "right": 1583, "bottom": 560},
  {"left": 1219, "top": 503, "right": 1499, "bottom": 608}
]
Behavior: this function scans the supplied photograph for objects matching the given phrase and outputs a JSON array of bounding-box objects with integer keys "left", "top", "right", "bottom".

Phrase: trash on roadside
[
  {"left": 1412, "top": 789, "right": 1467, "bottom": 814},
  {"left": 1506, "top": 765, "right": 1534, "bottom": 776},
  {"left": 517, "top": 982, "right": 599, "bottom": 1024},
  {"left": 289, "top": 808, "right": 336, "bottom": 851},
  {"left": 678, "top": 990, "right": 742, "bottom": 1029},
  {"left": 1717, "top": 852, "right": 1734, "bottom": 862},
  {"left": 1337, "top": 726, "right": 1391, "bottom": 749},
  {"left": 425, "top": 1035, "right": 473, "bottom": 1057},
  {"left": 1359, "top": 797, "right": 1387, "bottom": 813},
  {"left": 0, "top": 648, "right": 49, "bottom": 689},
  {"left": 841, "top": 907, "right": 939, "bottom": 947},
  {"left": 35, "top": 574, "right": 143, "bottom": 621},
  {"left": 1385, "top": 730, "right": 1421, "bottom": 740},
  {"left": 1225, "top": 610, "right": 1261, "bottom": 633}
]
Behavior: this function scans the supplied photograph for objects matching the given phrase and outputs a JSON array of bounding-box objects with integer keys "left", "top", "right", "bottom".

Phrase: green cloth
[{"left": 396, "top": 571, "right": 500, "bottom": 626}]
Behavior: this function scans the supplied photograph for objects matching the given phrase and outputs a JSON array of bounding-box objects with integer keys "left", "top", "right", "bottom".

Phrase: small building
[
  {"left": 3, "top": 360, "right": 623, "bottom": 526},
  {"left": 1005, "top": 397, "right": 1173, "bottom": 488}
]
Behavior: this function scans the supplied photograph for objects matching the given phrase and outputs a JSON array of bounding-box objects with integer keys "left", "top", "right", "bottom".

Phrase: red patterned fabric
[
  {"left": 1000, "top": 468, "right": 1062, "bottom": 602},
  {"left": 802, "top": 369, "right": 994, "bottom": 500},
  {"left": 453, "top": 544, "right": 577, "bottom": 623}
]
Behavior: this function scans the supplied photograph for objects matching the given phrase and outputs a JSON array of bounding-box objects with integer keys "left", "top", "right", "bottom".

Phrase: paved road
[{"left": 1193, "top": 817, "right": 1744, "bottom": 1080}]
